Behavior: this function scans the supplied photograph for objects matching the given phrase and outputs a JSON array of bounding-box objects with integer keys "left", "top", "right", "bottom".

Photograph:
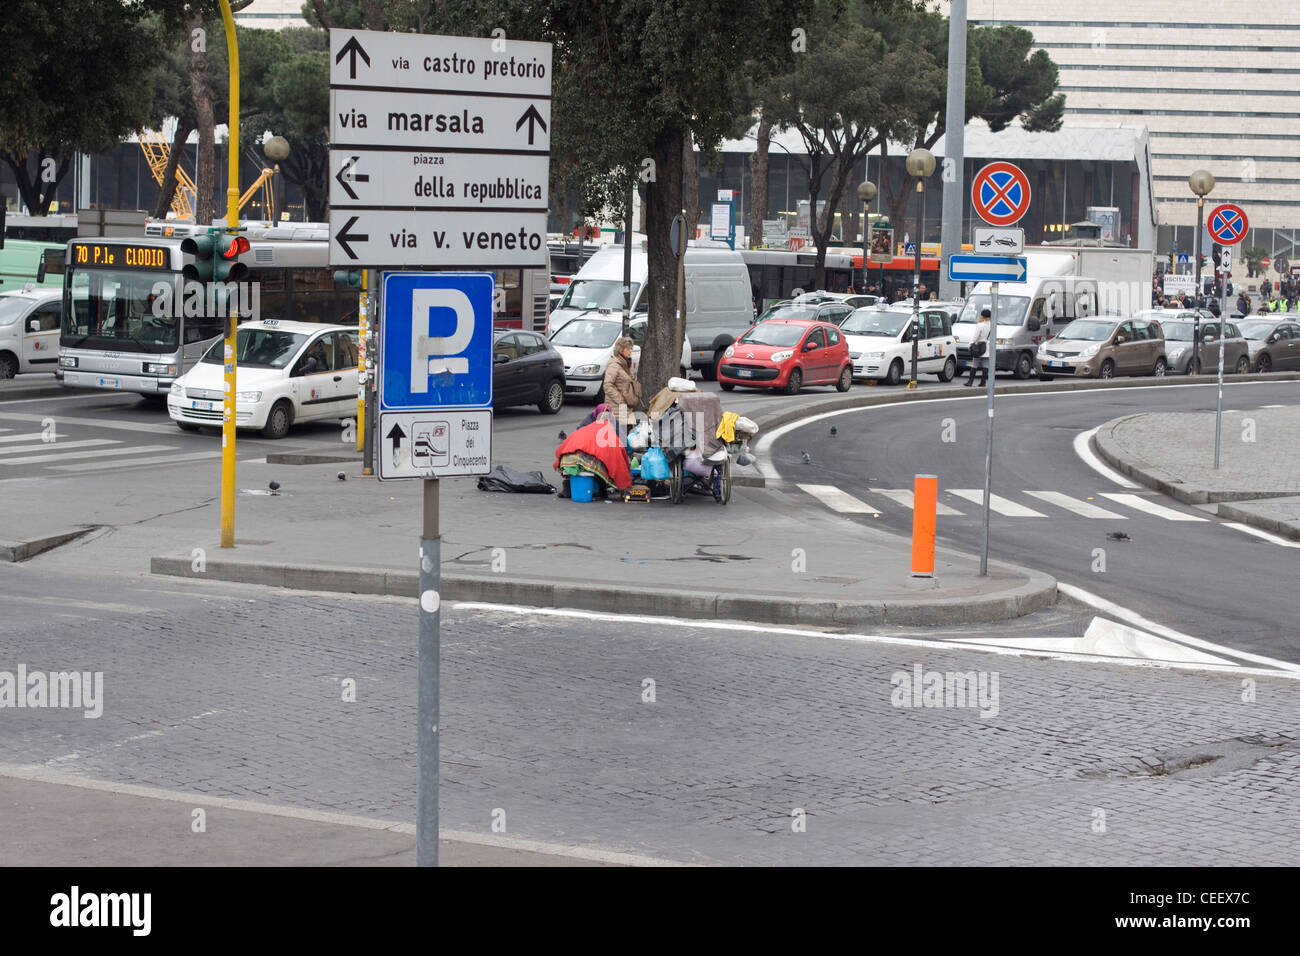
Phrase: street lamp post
[
  {"left": 263, "top": 135, "right": 289, "bottom": 224},
  {"left": 857, "top": 180, "right": 877, "bottom": 294},
  {"left": 905, "top": 148, "right": 936, "bottom": 389},
  {"left": 1188, "top": 169, "right": 1215, "bottom": 375}
]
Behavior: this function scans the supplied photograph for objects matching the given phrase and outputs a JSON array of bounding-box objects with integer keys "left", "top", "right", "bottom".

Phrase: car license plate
[
  {"left": 98, "top": 378, "right": 119, "bottom": 388},
  {"left": 737, "top": 369, "right": 753, "bottom": 378},
  {"left": 191, "top": 400, "right": 214, "bottom": 411},
  {"left": 1050, "top": 361, "right": 1066, "bottom": 368}
]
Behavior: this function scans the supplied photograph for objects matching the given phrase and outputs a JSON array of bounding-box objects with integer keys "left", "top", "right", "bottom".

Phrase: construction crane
[{"left": 139, "top": 134, "right": 277, "bottom": 220}]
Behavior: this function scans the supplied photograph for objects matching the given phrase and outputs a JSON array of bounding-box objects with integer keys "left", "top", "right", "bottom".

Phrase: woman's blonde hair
[{"left": 614, "top": 336, "right": 636, "bottom": 353}]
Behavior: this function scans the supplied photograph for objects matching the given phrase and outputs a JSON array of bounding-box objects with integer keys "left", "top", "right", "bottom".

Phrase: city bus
[
  {"left": 58, "top": 222, "right": 360, "bottom": 397},
  {"left": 829, "top": 248, "right": 942, "bottom": 303},
  {"left": 741, "top": 248, "right": 857, "bottom": 313},
  {"left": 0, "top": 238, "right": 66, "bottom": 292}
]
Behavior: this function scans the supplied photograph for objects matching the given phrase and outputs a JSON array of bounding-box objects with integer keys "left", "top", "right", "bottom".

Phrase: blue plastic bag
[{"left": 640, "top": 446, "right": 670, "bottom": 481}]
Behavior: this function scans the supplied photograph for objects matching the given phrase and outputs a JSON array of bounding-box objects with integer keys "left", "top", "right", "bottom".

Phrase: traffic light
[
  {"left": 180, "top": 230, "right": 218, "bottom": 282},
  {"left": 333, "top": 269, "right": 362, "bottom": 289},
  {"left": 215, "top": 234, "right": 250, "bottom": 283}
]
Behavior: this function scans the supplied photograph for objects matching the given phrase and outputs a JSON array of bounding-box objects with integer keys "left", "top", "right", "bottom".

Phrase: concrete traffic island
[
  {"left": 1094, "top": 405, "right": 1300, "bottom": 540},
  {"left": 149, "top": 460, "right": 1056, "bottom": 627}
]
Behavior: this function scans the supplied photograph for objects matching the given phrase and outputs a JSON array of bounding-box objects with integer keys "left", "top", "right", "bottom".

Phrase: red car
[{"left": 717, "top": 319, "right": 853, "bottom": 394}]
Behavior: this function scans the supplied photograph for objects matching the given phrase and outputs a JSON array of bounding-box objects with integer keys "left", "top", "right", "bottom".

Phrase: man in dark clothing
[{"left": 1236, "top": 292, "right": 1250, "bottom": 316}]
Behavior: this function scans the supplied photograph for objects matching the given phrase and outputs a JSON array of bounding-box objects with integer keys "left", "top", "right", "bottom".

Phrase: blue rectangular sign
[
  {"left": 948, "top": 254, "right": 1028, "bottom": 284},
  {"left": 380, "top": 272, "right": 494, "bottom": 411}
]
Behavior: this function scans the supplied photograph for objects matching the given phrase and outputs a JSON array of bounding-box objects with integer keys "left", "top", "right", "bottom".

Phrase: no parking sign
[{"left": 971, "top": 162, "right": 1032, "bottom": 227}]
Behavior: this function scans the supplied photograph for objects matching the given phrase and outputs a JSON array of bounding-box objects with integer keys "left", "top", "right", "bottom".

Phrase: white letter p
[{"left": 411, "top": 289, "right": 474, "bottom": 391}]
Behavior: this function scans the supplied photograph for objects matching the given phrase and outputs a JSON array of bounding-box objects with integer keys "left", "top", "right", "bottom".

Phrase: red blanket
[{"left": 553, "top": 421, "right": 631, "bottom": 489}]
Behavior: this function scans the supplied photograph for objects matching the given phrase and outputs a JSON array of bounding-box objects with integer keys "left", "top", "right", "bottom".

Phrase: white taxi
[
  {"left": 840, "top": 304, "right": 959, "bottom": 385},
  {"left": 167, "top": 320, "right": 359, "bottom": 439},
  {"left": 0, "top": 288, "right": 62, "bottom": 378}
]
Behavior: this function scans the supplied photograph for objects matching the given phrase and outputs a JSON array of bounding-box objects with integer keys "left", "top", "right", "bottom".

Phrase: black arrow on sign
[
  {"left": 335, "top": 155, "right": 369, "bottom": 201},
  {"left": 386, "top": 422, "right": 406, "bottom": 454},
  {"left": 334, "top": 216, "right": 368, "bottom": 260},
  {"left": 515, "top": 104, "right": 548, "bottom": 146},
  {"left": 335, "top": 36, "right": 371, "bottom": 79}
]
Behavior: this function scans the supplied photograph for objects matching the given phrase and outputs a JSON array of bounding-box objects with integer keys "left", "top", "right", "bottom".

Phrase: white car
[
  {"left": 550, "top": 312, "right": 691, "bottom": 400},
  {"left": 0, "top": 288, "right": 62, "bottom": 378},
  {"left": 840, "top": 304, "right": 958, "bottom": 385},
  {"left": 167, "top": 320, "right": 359, "bottom": 438}
]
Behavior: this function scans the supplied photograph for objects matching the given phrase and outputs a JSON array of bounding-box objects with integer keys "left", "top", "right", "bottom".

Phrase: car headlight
[
  {"left": 770, "top": 350, "right": 794, "bottom": 363},
  {"left": 237, "top": 390, "right": 262, "bottom": 402},
  {"left": 170, "top": 382, "right": 183, "bottom": 395},
  {"left": 1079, "top": 345, "right": 1100, "bottom": 359},
  {"left": 1167, "top": 346, "right": 1186, "bottom": 359},
  {"left": 724, "top": 345, "right": 735, "bottom": 358},
  {"left": 60, "top": 355, "right": 78, "bottom": 369},
  {"left": 146, "top": 362, "right": 177, "bottom": 375},
  {"left": 572, "top": 364, "right": 601, "bottom": 376},
  {"left": 863, "top": 351, "right": 885, "bottom": 359},
  {"left": 848, "top": 351, "right": 861, "bottom": 360}
]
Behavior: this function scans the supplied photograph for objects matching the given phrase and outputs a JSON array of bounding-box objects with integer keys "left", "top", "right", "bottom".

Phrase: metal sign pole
[
  {"left": 417, "top": 477, "right": 440, "bottom": 866},
  {"left": 362, "top": 271, "right": 377, "bottom": 476},
  {"left": 980, "top": 281, "right": 998, "bottom": 576},
  {"left": 1214, "top": 248, "right": 1230, "bottom": 468}
]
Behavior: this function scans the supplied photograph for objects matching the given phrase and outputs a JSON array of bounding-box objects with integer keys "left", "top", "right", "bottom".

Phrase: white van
[
  {"left": 549, "top": 245, "right": 751, "bottom": 378},
  {"left": 952, "top": 275, "right": 1099, "bottom": 379},
  {"left": 0, "top": 288, "right": 62, "bottom": 378}
]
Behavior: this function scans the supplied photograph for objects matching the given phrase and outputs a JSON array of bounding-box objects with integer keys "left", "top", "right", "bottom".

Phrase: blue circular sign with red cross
[
  {"left": 972, "top": 162, "right": 1032, "bottom": 227},
  {"left": 1208, "top": 203, "right": 1249, "bottom": 245}
]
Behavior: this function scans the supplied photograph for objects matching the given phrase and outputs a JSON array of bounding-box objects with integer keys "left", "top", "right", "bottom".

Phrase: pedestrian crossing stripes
[
  {"left": 0, "top": 445, "right": 178, "bottom": 466},
  {"left": 794, "top": 484, "right": 1213, "bottom": 523}
]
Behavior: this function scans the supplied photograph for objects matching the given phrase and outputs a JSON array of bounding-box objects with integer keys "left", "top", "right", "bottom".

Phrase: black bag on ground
[{"left": 476, "top": 465, "right": 555, "bottom": 494}]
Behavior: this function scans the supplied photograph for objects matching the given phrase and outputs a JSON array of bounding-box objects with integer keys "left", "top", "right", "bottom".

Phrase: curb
[
  {"left": 1093, "top": 417, "right": 1298, "bottom": 505},
  {"left": 1216, "top": 500, "right": 1300, "bottom": 543},
  {"left": 149, "top": 555, "right": 1057, "bottom": 627},
  {"left": 266, "top": 452, "right": 363, "bottom": 465},
  {"left": 0, "top": 526, "right": 98, "bottom": 562},
  {"left": 754, "top": 370, "right": 1300, "bottom": 438}
]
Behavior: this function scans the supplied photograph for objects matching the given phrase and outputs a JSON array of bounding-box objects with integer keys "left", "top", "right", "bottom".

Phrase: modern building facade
[{"left": 950, "top": 0, "right": 1300, "bottom": 258}]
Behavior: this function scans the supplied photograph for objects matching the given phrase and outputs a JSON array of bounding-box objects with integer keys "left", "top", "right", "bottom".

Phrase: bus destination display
[{"left": 70, "top": 242, "right": 170, "bottom": 270}]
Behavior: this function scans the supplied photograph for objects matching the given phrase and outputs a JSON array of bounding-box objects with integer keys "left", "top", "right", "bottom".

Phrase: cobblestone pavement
[
  {"left": 2, "top": 568, "right": 1298, "bottom": 866},
  {"left": 1099, "top": 405, "right": 1300, "bottom": 497}
]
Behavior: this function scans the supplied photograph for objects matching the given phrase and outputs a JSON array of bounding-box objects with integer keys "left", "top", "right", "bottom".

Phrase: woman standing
[
  {"left": 964, "top": 309, "right": 992, "bottom": 387},
  {"left": 602, "top": 336, "right": 643, "bottom": 443}
]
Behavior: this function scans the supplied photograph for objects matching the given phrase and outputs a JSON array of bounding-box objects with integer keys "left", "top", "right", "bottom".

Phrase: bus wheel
[
  {"left": 261, "top": 400, "right": 293, "bottom": 439},
  {"left": 0, "top": 352, "right": 16, "bottom": 379}
]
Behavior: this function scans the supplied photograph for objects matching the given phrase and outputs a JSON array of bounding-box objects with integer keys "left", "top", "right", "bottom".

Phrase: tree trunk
[
  {"left": 0, "top": 151, "right": 53, "bottom": 215},
  {"left": 641, "top": 128, "right": 685, "bottom": 397},
  {"left": 682, "top": 136, "right": 700, "bottom": 243},
  {"left": 747, "top": 113, "right": 771, "bottom": 249},
  {"left": 189, "top": 12, "right": 215, "bottom": 225},
  {"left": 152, "top": 119, "right": 194, "bottom": 219}
]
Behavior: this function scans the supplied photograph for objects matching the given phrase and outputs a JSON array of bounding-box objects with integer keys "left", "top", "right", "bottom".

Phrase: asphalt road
[{"left": 771, "top": 379, "right": 1300, "bottom": 662}]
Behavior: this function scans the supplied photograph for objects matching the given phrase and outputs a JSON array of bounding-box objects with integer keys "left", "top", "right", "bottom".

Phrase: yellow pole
[
  {"left": 357, "top": 271, "right": 367, "bottom": 452},
  {"left": 219, "top": 0, "right": 240, "bottom": 548}
]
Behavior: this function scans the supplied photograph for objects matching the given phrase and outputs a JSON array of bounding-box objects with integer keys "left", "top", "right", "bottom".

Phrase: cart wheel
[
  {"left": 668, "top": 458, "right": 684, "bottom": 504},
  {"left": 714, "top": 456, "right": 732, "bottom": 504}
]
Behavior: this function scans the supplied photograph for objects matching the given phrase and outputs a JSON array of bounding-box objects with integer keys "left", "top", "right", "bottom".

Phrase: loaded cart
[{"left": 648, "top": 391, "right": 757, "bottom": 505}]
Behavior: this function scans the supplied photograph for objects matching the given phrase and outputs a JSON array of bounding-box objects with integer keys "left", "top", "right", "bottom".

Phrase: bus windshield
[{"left": 62, "top": 269, "right": 178, "bottom": 353}]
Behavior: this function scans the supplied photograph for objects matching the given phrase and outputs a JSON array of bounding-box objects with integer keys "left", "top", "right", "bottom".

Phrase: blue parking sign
[{"left": 380, "top": 272, "right": 494, "bottom": 410}]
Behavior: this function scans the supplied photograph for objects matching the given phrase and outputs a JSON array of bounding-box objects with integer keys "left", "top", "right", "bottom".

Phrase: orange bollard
[{"left": 911, "top": 475, "right": 937, "bottom": 578}]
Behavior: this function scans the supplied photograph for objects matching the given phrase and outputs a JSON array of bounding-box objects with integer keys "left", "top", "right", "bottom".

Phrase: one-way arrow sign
[
  {"left": 948, "top": 254, "right": 1028, "bottom": 283},
  {"left": 386, "top": 421, "right": 406, "bottom": 453},
  {"left": 335, "top": 155, "right": 370, "bottom": 201},
  {"left": 335, "top": 35, "right": 370, "bottom": 80},
  {"left": 334, "top": 215, "right": 369, "bottom": 261},
  {"left": 515, "top": 104, "right": 548, "bottom": 146}
]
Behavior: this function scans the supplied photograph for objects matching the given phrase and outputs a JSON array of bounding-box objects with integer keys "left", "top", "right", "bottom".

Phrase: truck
[{"left": 952, "top": 245, "right": 1154, "bottom": 379}]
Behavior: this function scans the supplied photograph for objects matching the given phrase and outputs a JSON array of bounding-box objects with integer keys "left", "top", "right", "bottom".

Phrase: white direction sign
[
  {"left": 329, "top": 29, "right": 552, "bottom": 268},
  {"left": 973, "top": 227, "right": 1024, "bottom": 256},
  {"left": 379, "top": 410, "right": 492, "bottom": 480},
  {"left": 331, "top": 150, "right": 549, "bottom": 209},
  {"left": 1162, "top": 274, "right": 1196, "bottom": 296}
]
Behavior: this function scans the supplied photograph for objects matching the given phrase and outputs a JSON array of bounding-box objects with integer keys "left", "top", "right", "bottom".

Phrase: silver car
[
  {"left": 1157, "top": 319, "right": 1251, "bottom": 375},
  {"left": 1239, "top": 317, "right": 1300, "bottom": 372}
]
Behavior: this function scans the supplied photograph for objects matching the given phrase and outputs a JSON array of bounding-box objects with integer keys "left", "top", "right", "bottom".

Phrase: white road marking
[
  {"left": 0, "top": 438, "right": 120, "bottom": 457},
  {"left": 1072, "top": 426, "right": 1141, "bottom": 488},
  {"left": 1260, "top": 404, "right": 1284, "bottom": 408},
  {"left": 1098, "top": 492, "right": 1209, "bottom": 521},
  {"left": 0, "top": 433, "right": 50, "bottom": 444},
  {"left": 948, "top": 488, "right": 1046, "bottom": 517},
  {"left": 797, "top": 483, "right": 879, "bottom": 514},
  {"left": 1223, "top": 522, "right": 1300, "bottom": 549},
  {"left": 953, "top": 617, "right": 1236, "bottom": 666},
  {"left": 872, "top": 488, "right": 965, "bottom": 515},
  {"left": 0, "top": 411, "right": 178, "bottom": 434},
  {"left": 1057, "top": 582, "right": 1300, "bottom": 675},
  {"left": 0, "top": 444, "right": 176, "bottom": 466},
  {"left": 50, "top": 451, "right": 222, "bottom": 472},
  {"left": 452, "top": 601, "right": 1300, "bottom": 679},
  {"left": 1024, "top": 490, "right": 1128, "bottom": 519}
]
